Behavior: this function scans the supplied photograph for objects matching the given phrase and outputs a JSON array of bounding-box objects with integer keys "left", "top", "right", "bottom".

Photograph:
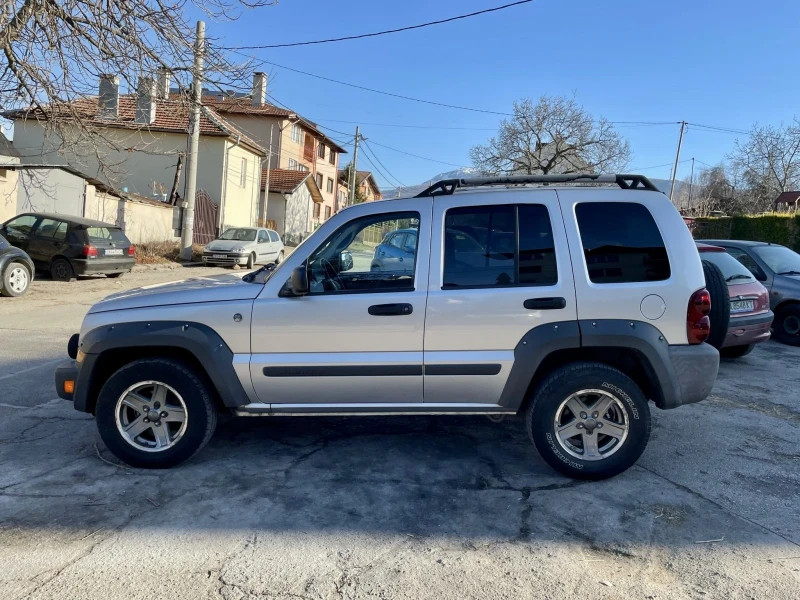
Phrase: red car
[{"left": 697, "top": 243, "right": 773, "bottom": 357}]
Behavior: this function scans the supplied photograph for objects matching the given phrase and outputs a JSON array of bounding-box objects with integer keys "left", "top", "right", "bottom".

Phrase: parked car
[
  {"left": 700, "top": 240, "right": 800, "bottom": 346},
  {"left": 371, "top": 228, "right": 417, "bottom": 273},
  {"left": 0, "top": 233, "right": 34, "bottom": 297},
  {"left": 0, "top": 213, "right": 135, "bottom": 281},
  {"left": 202, "top": 227, "right": 284, "bottom": 269},
  {"left": 55, "top": 174, "right": 719, "bottom": 480},
  {"left": 696, "top": 243, "right": 773, "bottom": 357}
]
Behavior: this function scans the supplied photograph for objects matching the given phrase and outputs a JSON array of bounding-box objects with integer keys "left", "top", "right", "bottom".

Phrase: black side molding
[
  {"left": 425, "top": 364, "right": 502, "bottom": 376},
  {"left": 263, "top": 365, "right": 422, "bottom": 377}
]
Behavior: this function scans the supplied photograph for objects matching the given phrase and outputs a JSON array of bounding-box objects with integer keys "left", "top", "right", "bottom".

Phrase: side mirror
[
  {"left": 340, "top": 250, "right": 354, "bottom": 272},
  {"left": 290, "top": 266, "right": 309, "bottom": 295}
]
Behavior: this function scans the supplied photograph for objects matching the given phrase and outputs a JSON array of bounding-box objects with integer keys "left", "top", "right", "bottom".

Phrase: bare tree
[
  {"left": 470, "top": 95, "right": 632, "bottom": 176},
  {"left": 0, "top": 0, "right": 273, "bottom": 181},
  {"left": 729, "top": 120, "right": 800, "bottom": 212}
]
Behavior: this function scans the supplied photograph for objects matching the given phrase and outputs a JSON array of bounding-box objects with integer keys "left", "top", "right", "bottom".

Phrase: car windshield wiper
[
  {"left": 241, "top": 263, "right": 275, "bottom": 283},
  {"left": 777, "top": 270, "right": 800, "bottom": 276},
  {"left": 725, "top": 274, "right": 752, "bottom": 281}
]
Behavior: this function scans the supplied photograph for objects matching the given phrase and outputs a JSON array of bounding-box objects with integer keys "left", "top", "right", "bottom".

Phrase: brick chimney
[
  {"left": 98, "top": 74, "right": 119, "bottom": 119},
  {"left": 135, "top": 76, "right": 156, "bottom": 124},
  {"left": 156, "top": 68, "right": 171, "bottom": 99},
  {"left": 252, "top": 72, "right": 267, "bottom": 106}
]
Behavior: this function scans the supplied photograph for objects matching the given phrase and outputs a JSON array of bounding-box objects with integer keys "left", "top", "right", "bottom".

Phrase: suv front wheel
[
  {"left": 95, "top": 358, "right": 218, "bottom": 468},
  {"left": 526, "top": 362, "right": 651, "bottom": 480}
]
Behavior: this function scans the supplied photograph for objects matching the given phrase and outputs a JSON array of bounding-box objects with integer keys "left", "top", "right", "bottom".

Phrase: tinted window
[
  {"left": 575, "top": 202, "right": 670, "bottom": 284},
  {"left": 86, "top": 227, "right": 129, "bottom": 243},
  {"left": 752, "top": 245, "right": 800, "bottom": 275},
  {"left": 268, "top": 230, "right": 280, "bottom": 243},
  {"left": 443, "top": 204, "right": 557, "bottom": 288},
  {"left": 4, "top": 215, "right": 37, "bottom": 235},
  {"left": 36, "top": 218, "right": 67, "bottom": 240},
  {"left": 699, "top": 250, "right": 755, "bottom": 283},
  {"left": 304, "top": 212, "right": 419, "bottom": 294}
]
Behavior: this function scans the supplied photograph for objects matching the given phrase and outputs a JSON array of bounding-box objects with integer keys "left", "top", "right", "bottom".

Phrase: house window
[
  {"left": 298, "top": 164, "right": 309, "bottom": 172},
  {"left": 324, "top": 206, "right": 331, "bottom": 220},
  {"left": 329, "top": 150, "right": 336, "bottom": 165},
  {"left": 291, "top": 124, "right": 303, "bottom": 144},
  {"left": 326, "top": 178, "right": 334, "bottom": 193},
  {"left": 316, "top": 173, "right": 323, "bottom": 188},
  {"left": 313, "top": 203, "right": 321, "bottom": 219},
  {"left": 318, "top": 143, "right": 326, "bottom": 159},
  {"left": 288, "top": 158, "right": 298, "bottom": 170},
  {"left": 239, "top": 157, "right": 247, "bottom": 187}
]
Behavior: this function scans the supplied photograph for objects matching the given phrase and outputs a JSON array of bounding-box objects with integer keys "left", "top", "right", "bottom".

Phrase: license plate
[
  {"left": 730, "top": 300, "right": 754, "bottom": 313},
  {"left": 105, "top": 249, "right": 123, "bottom": 256},
  {"left": 212, "top": 254, "right": 227, "bottom": 259}
]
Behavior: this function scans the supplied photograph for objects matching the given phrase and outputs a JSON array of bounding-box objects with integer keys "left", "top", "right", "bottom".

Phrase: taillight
[
  {"left": 82, "top": 244, "right": 97, "bottom": 258},
  {"left": 687, "top": 288, "right": 711, "bottom": 344},
  {"left": 128, "top": 245, "right": 135, "bottom": 256},
  {"left": 758, "top": 289, "right": 769, "bottom": 311}
]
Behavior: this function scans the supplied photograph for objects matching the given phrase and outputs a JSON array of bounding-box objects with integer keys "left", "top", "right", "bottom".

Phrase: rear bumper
[
  {"left": 723, "top": 311, "right": 773, "bottom": 348},
  {"left": 667, "top": 343, "right": 720, "bottom": 407},
  {"left": 72, "top": 258, "right": 135, "bottom": 275},
  {"left": 55, "top": 359, "right": 78, "bottom": 401}
]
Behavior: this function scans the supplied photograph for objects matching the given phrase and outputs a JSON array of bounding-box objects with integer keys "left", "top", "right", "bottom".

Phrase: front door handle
[
  {"left": 523, "top": 297, "right": 566, "bottom": 310},
  {"left": 368, "top": 303, "right": 413, "bottom": 316}
]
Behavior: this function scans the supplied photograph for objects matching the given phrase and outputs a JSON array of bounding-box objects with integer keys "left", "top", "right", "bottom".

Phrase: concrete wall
[
  {"left": 0, "top": 164, "right": 20, "bottom": 223},
  {"left": 266, "top": 192, "right": 286, "bottom": 236},
  {"left": 84, "top": 190, "right": 177, "bottom": 243},
  {"left": 220, "top": 140, "right": 260, "bottom": 230},
  {"left": 16, "top": 168, "right": 85, "bottom": 216}
]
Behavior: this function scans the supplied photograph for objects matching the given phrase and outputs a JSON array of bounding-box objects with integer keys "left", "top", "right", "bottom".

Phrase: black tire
[
  {"left": 95, "top": 358, "right": 218, "bottom": 469},
  {"left": 50, "top": 258, "right": 75, "bottom": 282},
  {"left": 702, "top": 259, "right": 730, "bottom": 349},
  {"left": 720, "top": 344, "right": 756, "bottom": 358},
  {"left": 772, "top": 304, "right": 800, "bottom": 346},
  {"left": 106, "top": 272, "right": 126, "bottom": 279},
  {"left": 1, "top": 261, "right": 31, "bottom": 297},
  {"left": 525, "top": 362, "right": 651, "bottom": 480},
  {"left": 246, "top": 253, "right": 256, "bottom": 269},
  {"left": 275, "top": 250, "right": 284, "bottom": 265}
]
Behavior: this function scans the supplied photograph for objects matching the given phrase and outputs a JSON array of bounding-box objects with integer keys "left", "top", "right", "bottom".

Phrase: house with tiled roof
[
  {"left": 202, "top": 73, "right": 347, "bottom": 227},
  {"left": 338, "top": 169, "right": 382, "bottom": 203},
  {"left": 4, "top": 74, "right": 266, "bottom": 234},
  {"left": 260, "top": 168, "right": 324, "bottom": 244}
]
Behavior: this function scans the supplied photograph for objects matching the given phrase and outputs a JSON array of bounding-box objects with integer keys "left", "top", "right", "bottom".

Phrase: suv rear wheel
[
  {"left": 95, "top": 358, "right": 217, "bottom": 468},
  {"left": 526, "top": 362, "right": 651, "bottom": 480}
]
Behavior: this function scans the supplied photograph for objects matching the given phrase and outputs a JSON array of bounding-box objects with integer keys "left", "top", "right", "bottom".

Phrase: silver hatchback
[{"left": 202, "top": 227, "right": 284, "bottom": 269}]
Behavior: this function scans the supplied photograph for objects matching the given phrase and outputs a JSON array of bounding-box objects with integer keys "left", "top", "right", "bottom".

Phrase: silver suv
[{"left": 55, "top": 174, "right": 719, "bottom": 480}]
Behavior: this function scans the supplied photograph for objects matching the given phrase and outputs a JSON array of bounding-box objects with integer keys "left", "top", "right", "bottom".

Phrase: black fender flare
[{"left": 74, "top": 321, "right": 250, "bottom": 413}]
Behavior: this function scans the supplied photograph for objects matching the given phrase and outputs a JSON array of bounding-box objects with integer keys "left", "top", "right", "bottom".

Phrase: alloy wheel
[
  {"left": 115, "top": 381, "right": 188, "bottom": 452},
  {"left": 553, "top": 389, "right": 629, "bottom": 461},
  {"left": 7, "top": 266, "right": 28, "bottom": 293}
]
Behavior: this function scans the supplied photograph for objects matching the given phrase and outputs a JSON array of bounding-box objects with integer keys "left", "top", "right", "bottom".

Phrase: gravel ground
[{"left": 1, "top": 269, "right": 799, "bottom": 600}]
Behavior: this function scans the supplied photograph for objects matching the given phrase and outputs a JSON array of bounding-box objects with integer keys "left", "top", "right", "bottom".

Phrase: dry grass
[{"left": 135, "top": 241, "right": 204, "bottom": 264}]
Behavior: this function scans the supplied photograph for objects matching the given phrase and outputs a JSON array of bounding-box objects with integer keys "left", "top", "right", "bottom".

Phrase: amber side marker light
[{"left": 63, "top": 381, "right": 75, "bottom": 394}]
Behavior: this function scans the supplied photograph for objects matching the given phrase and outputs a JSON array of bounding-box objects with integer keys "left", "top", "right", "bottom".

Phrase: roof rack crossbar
[{"left": 414, "top": 173, "right": 660, "bottom": 197}]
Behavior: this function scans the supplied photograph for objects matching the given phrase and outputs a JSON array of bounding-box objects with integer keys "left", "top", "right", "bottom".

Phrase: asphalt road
[{"left": 1, "top": 268, "right": 799, "bottom": 599}]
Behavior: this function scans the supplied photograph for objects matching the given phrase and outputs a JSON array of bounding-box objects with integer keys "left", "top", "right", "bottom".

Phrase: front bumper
[
  {"left": 667, "top": 343, "right": 720, "bottom": 407},
  {"left": 55, "top": 359, "right": 79, "bottom": 401},
  {"left": 72, "top": 257, "right": 135, "bottom": 275},
  {"left": 723, "top": 311, "right": 773, "bottom": 348},
  {"left": 202, "top": 252, "right": 249, "bottom": 266}
]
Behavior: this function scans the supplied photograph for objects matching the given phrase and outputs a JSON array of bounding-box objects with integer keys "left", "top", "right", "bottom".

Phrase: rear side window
[
  {"left": 268, "top": 230, "right": 280, "bottom": 243},
  {"left": 575, "top": 202, "right": 670, "bottom": 284},
  {"left": 86, "top": 227, "right": 128, "bottom": 243},
  {"left": 443, "top": 204, "right": 557, "bottom": 288}
]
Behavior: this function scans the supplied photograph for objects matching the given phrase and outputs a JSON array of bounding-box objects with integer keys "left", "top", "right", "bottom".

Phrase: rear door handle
[
  {"left": 523, "top": 297, "right": 566, "bottom": 310},
  {"left": 368, "top": 303, "right": 413, "bottom": 316}
]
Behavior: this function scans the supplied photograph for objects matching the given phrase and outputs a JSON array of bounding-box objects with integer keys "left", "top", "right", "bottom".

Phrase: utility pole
[
  {"left": 688, "top": 157, "right": 695, "bottom": 211},
  {"left": 669, "top": 121, "right": 686, "bottom": 203},
  {"left": 348, "top": 125, "right": 360, "bottom": 207},
  {"left": 260, "top": 124, "right": 274, "bottom": 226},
  {"left": 180, "top": 20, "right": 205, "bottom": 260}
]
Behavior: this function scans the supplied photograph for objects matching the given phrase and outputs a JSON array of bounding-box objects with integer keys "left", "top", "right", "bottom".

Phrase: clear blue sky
[{"left": 206, "top": 0, "right": 799, "bottom": 189}]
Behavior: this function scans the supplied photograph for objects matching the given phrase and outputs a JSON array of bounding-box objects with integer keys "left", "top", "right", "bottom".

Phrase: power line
[
  {"left": 221, "top": 0, "right": 534, "bottom": 50},
  {"left": 361, "top": 141, "right": 406, "bottom": 188},
  {"left": 688, "top": 122, "right": 749, "bottom": 135},
  {"left": 630, "top": 159, "right": 692, "bottom": 172},
  {"left": 358, "top": 151, "right": 394, "bottom": 189},
  {"left": 314, "top": 118, "right": 497, "bottom": 131},
  {"left": 368, "top": 139, "right": 468, "bottom": 168}
]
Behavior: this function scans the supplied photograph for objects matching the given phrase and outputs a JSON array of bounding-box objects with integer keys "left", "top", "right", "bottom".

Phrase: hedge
[{"left": 690, "top": 214, "right": 800, "bottom": 251}]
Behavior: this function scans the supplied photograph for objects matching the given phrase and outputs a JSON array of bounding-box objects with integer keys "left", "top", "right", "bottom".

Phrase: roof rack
[{"left": 414, "top": 174, "right": 660, "bottom": 197}]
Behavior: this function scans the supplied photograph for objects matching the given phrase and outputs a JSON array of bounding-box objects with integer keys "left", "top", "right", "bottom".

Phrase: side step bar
[{"left": 234, "top": 403, "right": 517, "bottom": 417}]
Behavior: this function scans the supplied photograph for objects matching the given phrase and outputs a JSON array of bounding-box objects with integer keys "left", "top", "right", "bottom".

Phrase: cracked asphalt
[{"left": 1, "top": 269, "right": 800, "bottom": 599}]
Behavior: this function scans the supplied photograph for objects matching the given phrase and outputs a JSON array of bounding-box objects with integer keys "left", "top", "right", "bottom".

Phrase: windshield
[
  {"left": 752, "top": 245, "right": 800, "bottom": 275},
  {"left": 219, "top": 228, "right": 256, "bottom": 242},
  {"left": 699, "top": 250, "right": 755, "bottom": 283}
]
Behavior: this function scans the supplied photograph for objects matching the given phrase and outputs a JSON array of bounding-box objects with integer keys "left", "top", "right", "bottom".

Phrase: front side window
[
  {"left": 268, "top": 230, "right": 280, "bottom": 243},
  {"left": 388, "top": 233, "right": 406, "bottom": 250},
  {"left": 4, "top": 215, "right": 37, "bottom": 235},
  {"left": 302, "top": 212, "right": 420, "bottom": 294},
  {"left": 443, "top": 204, "right": 557, "bottom": 288},
  {"left": 257, "top": 230, "right": 269, "bottom": 243},
  {"left": 575, "top": 202, "right": 670, "bottom": 284},
  {"left": 752, "top": 244, "right": 800, "bottom": 275}
]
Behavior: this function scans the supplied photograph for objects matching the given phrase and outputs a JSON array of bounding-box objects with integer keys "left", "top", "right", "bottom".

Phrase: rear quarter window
[
  {"left": 85, "top": 227, "right": 129, "bottom": 243},
  {"left": 575, "top": 202, "right": 670, "bottom": 284}
]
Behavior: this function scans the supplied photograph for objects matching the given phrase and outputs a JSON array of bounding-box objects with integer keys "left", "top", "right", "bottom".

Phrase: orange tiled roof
[{"left": 262, "top": 168, "right": 310, "bottom": 192}]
